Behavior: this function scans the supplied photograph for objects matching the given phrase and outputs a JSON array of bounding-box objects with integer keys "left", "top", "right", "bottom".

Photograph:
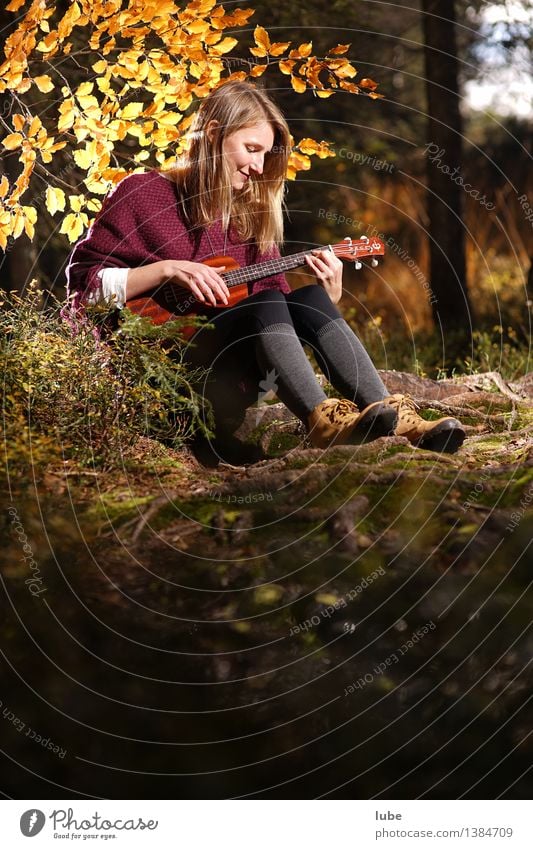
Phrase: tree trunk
[{"left": 422, "top": 0, "right": 473, "bottom": 359}]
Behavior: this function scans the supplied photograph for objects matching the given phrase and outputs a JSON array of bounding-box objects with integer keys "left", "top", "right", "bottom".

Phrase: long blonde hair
[{"left": 168, "top": 82, "right": 291, "bottom": 253}]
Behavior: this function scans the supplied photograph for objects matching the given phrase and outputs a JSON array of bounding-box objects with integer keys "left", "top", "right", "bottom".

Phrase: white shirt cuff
[{"left": 85, "top": 267, "right": 129, "bottom": 308}]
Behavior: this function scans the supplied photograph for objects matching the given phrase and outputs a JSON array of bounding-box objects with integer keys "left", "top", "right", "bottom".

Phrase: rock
[
  {"left": 510, "top": 372, "right": 533, "bottom": 399},
  {"left": 378, "top": 370, "right": 472, "bottom": 400}
]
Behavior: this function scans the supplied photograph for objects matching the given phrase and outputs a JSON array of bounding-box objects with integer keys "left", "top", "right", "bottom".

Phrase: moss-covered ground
[{"left": 1, "top": 371, "right": 532, "bottom": 798}]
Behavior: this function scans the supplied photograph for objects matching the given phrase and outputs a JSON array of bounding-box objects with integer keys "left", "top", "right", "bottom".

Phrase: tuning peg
[
  {"left": 371, "top": 259, "right": 379, "bottom": 267},
  {"left": 354, "top": 261, "right": 362, "bottom": 270}
]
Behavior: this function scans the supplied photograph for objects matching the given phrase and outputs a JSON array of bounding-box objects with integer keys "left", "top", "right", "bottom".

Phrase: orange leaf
[
  {"left": 297, "top": 138, "right": 321, "bottom": 155},
  {"left": 278, "top": 59, "right": 295, "bottom": 75},
  {"left": 253, "top": 26, "right": 270, "bottom": 51},
  {"left": 360, "top": 78, "right": 379, "bottom": 91},
  {"left": 3, "top": 133, "right": 23, "bottom": 150},
  {"left": 34, "top": 75, "right": 54, "bottom": 93},
  {"left": 269, "top": 41, "right": 291, "bottom": 57},
  {"left": 290, "top": 75, "right": 306, "bottom": 94},
  {"left": 250, "top": 64, "right": 267, "bottom": 78},
  {"left": 329, "top": 44, "right": 350, "bottom": 55},
  {"left": 297, "top": 41, "right": 313, "bottom": 58},
  {"left": 340, "top": 81, "right": 360, "bottom": 93},
  {"left": 29, "top": 116, "right": 42, "bottom": 137}
]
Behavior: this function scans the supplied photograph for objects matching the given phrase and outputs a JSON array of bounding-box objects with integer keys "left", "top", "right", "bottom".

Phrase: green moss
[{"left": 86, "top": 493, "right": 155, "bottom": 527}]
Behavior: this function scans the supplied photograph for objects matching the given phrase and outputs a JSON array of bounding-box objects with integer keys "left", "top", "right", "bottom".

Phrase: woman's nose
[{"left": 249, "top": 154, "right": 264, "bottom": 175}]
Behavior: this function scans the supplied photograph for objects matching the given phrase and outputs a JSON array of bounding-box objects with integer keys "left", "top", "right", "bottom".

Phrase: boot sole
[
  {"left": 415, "top": 419, "right": 466, "bottom": 453},
  {"left": 349, "top": 403, "right": 398, "bottom": 445}
]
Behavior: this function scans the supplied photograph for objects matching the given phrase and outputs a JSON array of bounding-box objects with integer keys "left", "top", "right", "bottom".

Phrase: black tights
[{"left": 183, "top": 285, "right": 387, "bottom": 435}]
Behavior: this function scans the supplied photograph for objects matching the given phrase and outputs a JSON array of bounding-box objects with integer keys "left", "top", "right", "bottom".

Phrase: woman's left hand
[{"left": 305, "top": 249, "right": 343, "bottom": 304}]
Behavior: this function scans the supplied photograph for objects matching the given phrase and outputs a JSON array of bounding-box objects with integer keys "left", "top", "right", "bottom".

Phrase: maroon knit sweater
[{"left": 65, "top": 171, "right": 290, "bottom": 308}]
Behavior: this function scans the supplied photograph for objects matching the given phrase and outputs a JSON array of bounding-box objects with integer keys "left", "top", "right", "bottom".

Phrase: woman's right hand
[
  {"left": 126, "top": 259, "right": 230, "bottom": 306},
  {"left": 160, "top": 260, "right": 230, "bottom": 307}
]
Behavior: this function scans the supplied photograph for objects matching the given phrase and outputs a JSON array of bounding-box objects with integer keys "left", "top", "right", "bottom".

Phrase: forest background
[{"left": 1, "top": 0, "right": 531, "bottom": 375}]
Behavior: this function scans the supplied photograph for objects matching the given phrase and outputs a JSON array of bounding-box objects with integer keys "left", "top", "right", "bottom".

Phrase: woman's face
[{"left": 222, "top": 121, "right": 275, "bottom": 190}]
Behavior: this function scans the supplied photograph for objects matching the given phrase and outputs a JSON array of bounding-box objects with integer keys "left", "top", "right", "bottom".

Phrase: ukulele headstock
[{"left": 333, "top": 235, "right": 385, "bottom": 269}]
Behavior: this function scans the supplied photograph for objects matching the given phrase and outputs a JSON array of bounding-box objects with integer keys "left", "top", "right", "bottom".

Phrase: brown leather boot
[
  {"left": 383, "top": 393, "right": 465, "bottom": 453},
  {"left": 307, "top": 398, "right": 398, "bottom": 449}
]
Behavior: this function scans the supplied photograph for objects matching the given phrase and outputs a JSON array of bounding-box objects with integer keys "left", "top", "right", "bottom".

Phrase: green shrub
[{"left": 1, "top": 287, "right": 212, "bottom": 475}]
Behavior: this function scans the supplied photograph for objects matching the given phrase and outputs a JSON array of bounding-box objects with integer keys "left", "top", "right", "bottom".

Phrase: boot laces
[
  {"left": 389, "top": 393, "right": 421, "bottom": 425},
  {"left": 324, "top": 398, "right": 359, "bottom": 424}
]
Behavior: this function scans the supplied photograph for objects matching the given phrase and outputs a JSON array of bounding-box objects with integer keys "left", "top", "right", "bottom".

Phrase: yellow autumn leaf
[
  {"left": 250, "top": 25, "right": 270, "bottom": 57},
  {"left": 269, "top": 41, "right": 291, "bottom": 57},
  {"left": 12, "top": 208, "right": 25, "bottom": 239},
  {"left": 254, "top": 25, "right": 270, "bottom": 50},
  {"left": 3, "top": 133, "right": 23, "bottom": 150},
  {"left": 86, "top": 198, "right": 102, "bottom": 213},
  {"left": 16, "top": 79, "right": 33, "bottom": 95},
  {"left": 211, "top": 36, "right": 237, "bottom": 55},
  {"left": 120, "top": 101, "right": 145, "bottom": 120},
  {"left": 73, "top": 147, "right": 94, "bottom": 169},
  {"left": 29, "top": 116, "right": 43, "bottom": 137},
  {"left": 69, "top": 194, "right": 85, "bottom": 213},
  {"left": 76, "top": 81, "right": 94, "bottom": 96},
  {"left": 59, "top": 212, "right": 86, "bottom": 242},
  {"left": 12, "top": 114, "right": 25, "bottom": 132},
  {"left": 22, "top": 205, "right": 37, "bottom": 239},
  {"left": 316, "top": 90, "right": 334, "bottom": 98},
  {"left": 77, "top": 94, "right": 99, "bottom": 113},
  {"left": 6, "top": 0, "right": 27, "bottom": 10},
  {"left": 279, "top": 59, "right": 295, "bottom": 75},
  {"left": 96, "top": 75, "right": 111, "bottom": 94},
  {"left": 189, "top": 18, "right": 212, "bottom": 34},
  {"left": 289, "top": 151, "right": 311, "bottom": 172},
  {"left": 58, "top": 99, "right": 76, "bottom": 132},
  {"left": 0, "top": 176, "right": 8, "bottom": 199},
  {"left": 34, "top": 75, "right": 54, "bottom": 93},
  {"left": 36, "top": 33, "right": 58, "bottom": 53},
  {"left": 232, "top": 8, "right": 254, "bottom": 25},
  {"left": 45, "top": 186, "right": 66, "bottom": 215},
  {"left": 290, "top": 75, "right": 306, "bottom": 94}
]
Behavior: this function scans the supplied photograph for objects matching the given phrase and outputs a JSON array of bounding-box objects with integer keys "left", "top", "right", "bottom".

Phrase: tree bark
[{"left": 422, "top": 0, "right": 473, "bottom": 358}]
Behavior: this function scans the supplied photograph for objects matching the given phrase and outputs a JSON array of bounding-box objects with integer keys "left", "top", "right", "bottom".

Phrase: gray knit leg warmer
[
  {"left": 255, "top": 322, "right": 326, "bottom": 422},
  {"left": 315, "top": 318, "right": 388, "bottom": 407}
]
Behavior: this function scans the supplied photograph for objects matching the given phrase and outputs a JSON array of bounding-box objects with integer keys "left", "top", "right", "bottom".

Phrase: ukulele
[{"left": 125, "top": 236, "right": 385, "bottom": 338}]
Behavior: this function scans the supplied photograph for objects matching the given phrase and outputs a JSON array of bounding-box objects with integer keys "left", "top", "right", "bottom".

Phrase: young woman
[{"left": 66, "top": 81, "right": 465, "bottom": 459}]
